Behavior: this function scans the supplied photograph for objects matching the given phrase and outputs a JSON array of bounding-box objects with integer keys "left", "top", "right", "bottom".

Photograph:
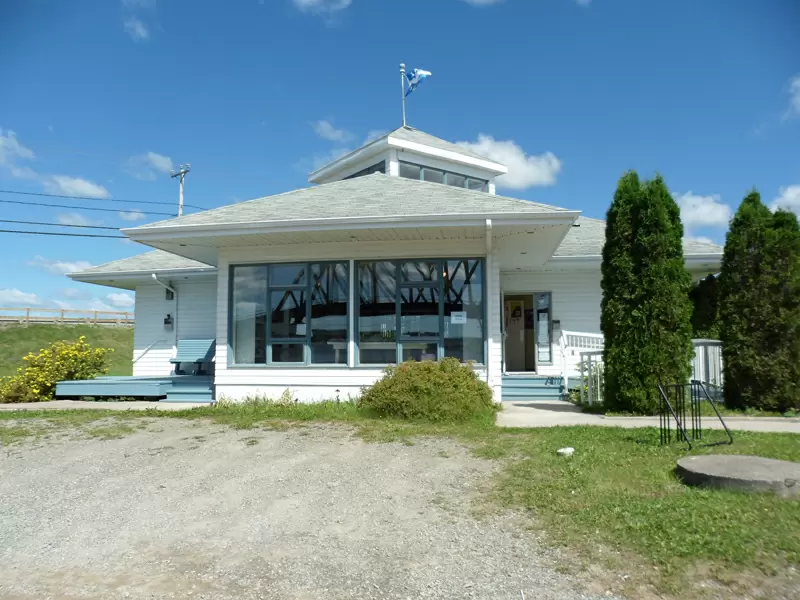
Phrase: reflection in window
[
  {"left": 535, "top": 292, "right": 552, "bottom": 363},
  {"left": 230, "top": 262, "right": 348, "bottom": 365},
  {"left": 358, "top": 262, "right": 397, "bottom": 364},
  {"left": 400, "top": 286, "right": 440, "bottom": 338},
  {"left": 446, "top": 173, "right": 466, "bottom": 188},
  {"left": 443, "top": 260, "right": 484, "bottom": 363},
  {"left": 399, "top": 162, "right": 421, "bottom": 180},
  {"left": 310, "top": 263, "right": 348, "bottom": 364},
  {"left": 422, "top": 168, "right": 444, "bottom": 184},
  {"left": 356, "top": 259, "right": 485, "bottom": 365},
  {"left": 467, "top": 178, "right": 488, "bottom": 192},
  {"left": 232, "top": 266, "right": 267, "bottom": 364}
]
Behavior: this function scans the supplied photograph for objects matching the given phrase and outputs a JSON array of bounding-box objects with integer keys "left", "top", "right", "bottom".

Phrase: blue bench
[{"left": 170, "top": 339, "right": 216, "bottom": 375}]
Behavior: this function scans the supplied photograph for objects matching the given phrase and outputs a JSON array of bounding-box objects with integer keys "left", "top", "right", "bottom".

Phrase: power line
[
  {"left": 0, "top": 198, "right": 176, "bottom": 217},
  {"left": 0, "top": 229, "right": 125, "bottom": 239},
  {"left": 0, "top": 188, "right": 207, "bottom": 211},
  {"left": 0, "top": 219, "right": 121, "bottom": 231}
]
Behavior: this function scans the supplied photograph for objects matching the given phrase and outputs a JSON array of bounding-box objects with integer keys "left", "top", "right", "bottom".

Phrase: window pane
[
  {"left": 422, "top": 168, "right": 444, "bottom": 184},
  {"left": 401, "top": 261, "right": 438, "bottom": 282},
  {"left": 400, "top": 286, "right": 440, "bottom": 337},
  {"left": 359, "top": 262, "right": 397, "bottom": 364},
  {"left": 399, "top": 162, "right": 421, "bottom": 180},
  {"left": 232, "top": 266, "right": 267, "bottom": 364},
  {"left": 310, "top": 263, "right": 348, "bottom": 364},
  {"left": 535, "top": 293, "right": 552, "bottom": 363},
  {"left": 446, "top": 173, "right": 466, "bottom": 188},
  {"left": 272, "top": 343, "right": 304, "bottom": 363},
  {"left": 270, "top": 290, "right": 307, "bottom": 339},
  {"left": 271, "top": 264, "right": 306, "bottom": 287},
  {"left": 444, "top": 260, "right": 484, "bottom": 363},
  {"left": 467, "top": 178, "right": 487, "bottom": 192},
  {"left": 402, "top": 342, "right": 438, "bottom": 362}
]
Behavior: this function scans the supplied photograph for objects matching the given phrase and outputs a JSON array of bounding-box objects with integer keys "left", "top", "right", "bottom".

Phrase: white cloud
[
  {"left": 57, "top": 212, "right": 104, "bottom": 227},
  {"left": 674, "top": 192, "right": 732, "bottom": 229},
  {"left": 292, "top": 0, "right": 351, "bottom": 15},
  {"left": 62, "top": 288, "right": 88, "bottom": 299},
  {"left": 28, "top": 256, "right": 94, "bottom": 276},
  {"left": 9, "top": 165, "right": 38, "bottom": 179},
  {"left": 0, "top": 288, "right": 42, "bottom": 305},
  {"left": 0, "top": 129, "right": 35, "bottom": 165},
  {"left": 771, "top": 185, "right": 800, "bottom": 215},
  {"left": 43, "top": 175, "right": 110, "bottom": 198},
  {"left": 456, "top": 134, "right": 562, "bottom": 190},
  {"left": 783, "top": 75, "right": 800, "bottom": 121},
  {"left": 87, "top": 299, "right": 117, "bottom": 312},
  {"left": 107, "top": 292, "right": 135, "bottom": 308},
  {"left": 119, "top": 210, "right": 146, "bottom": 221},
  {"left": 52, "top": 300, "right": 73, "bottom": 310},
  {"left": 124, "top": 17, "right": 149, "bottom": 41},
  {"left": 363, "top": 129, "right": 387, "bottom": 144},
  {"left": 311, "top": 119, "right": 352, "bottom": 142},
  {"left": 126, "top": 151, "right": 173, "bottom": 180},
  {"left": 309, "top": 147, "right": 352, "bottom": 171}
]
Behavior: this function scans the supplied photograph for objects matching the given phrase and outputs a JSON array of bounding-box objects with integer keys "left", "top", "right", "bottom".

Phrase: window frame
[
  {"left": 228, "top": 261, "right": 351, "bottom": 368},
  {"left": 398, "top": 160, "right": 488, "bottom": 192},
  {"left": 355, "top": 258, "right": 487, "bottom": 367},
  {"left": 532, "top": 291, "right": 554, "bottom": 367}
]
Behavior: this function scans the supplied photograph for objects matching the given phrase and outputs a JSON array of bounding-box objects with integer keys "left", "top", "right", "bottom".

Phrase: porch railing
[{"left": 561, "top": 332, "right": 725, "bottom": 406}]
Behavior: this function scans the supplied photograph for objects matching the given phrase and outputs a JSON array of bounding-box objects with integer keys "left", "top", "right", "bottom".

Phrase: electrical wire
[
  {"left": 0, "top": 219, "right": 121, "bottom": 231},
  {"left": 0, "top": 198, "right": 176, "bottom": 217},
  {"left": 0, "top": 188, "right": 207, "bottom": 211},
  {"left": 0, "top": 229, "right": 125, "bottom": 239}
]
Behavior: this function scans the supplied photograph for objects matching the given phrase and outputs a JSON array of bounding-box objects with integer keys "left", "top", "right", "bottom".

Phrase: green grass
[
  {"left": 0, "top": 324, "right": 133, "bottom": 377},
  {"left": 0, "top": 402, "right": 798, "bottom": 598}
]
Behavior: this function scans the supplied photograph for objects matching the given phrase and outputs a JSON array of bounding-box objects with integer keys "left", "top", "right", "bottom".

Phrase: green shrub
[
  {"left": 0, "top": 336, "right": 112, "bottom": 403},
  {"left": 601, "top": 172, "right": 694, "bottom": 414},
  {"left": 358, "top": 358, "right": 497, "bottom": 423}
]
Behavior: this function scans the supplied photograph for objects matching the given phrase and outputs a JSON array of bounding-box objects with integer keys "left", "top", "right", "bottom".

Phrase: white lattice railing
[{"left": 559, "top": 330, "right": 605, "bottom": 382}]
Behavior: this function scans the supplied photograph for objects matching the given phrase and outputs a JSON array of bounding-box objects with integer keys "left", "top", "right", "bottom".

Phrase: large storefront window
[
  {"left": 230, "top": 262, "right": 349, "bottom": 365},
  {"left": 358, "top": 258, "right": 485, "bottom": 365}
]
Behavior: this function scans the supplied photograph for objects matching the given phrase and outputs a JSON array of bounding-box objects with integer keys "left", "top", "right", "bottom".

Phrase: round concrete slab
[{"left": 676, "top": 455, "right": 800, "bottom": 498}]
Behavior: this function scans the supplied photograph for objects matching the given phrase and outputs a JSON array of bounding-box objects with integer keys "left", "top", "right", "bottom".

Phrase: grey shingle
[
  {"left": 73, "top": 250, "right": 213, "bottom": 276},
  {"left": 130, "top": 174, "right": 569, "bottom": 231},
  {"left": 555, "top": 216, "right": 723, "bottom": 257},
  {"left": 388, "top": 126, "right": 498, "bottom": 163}
]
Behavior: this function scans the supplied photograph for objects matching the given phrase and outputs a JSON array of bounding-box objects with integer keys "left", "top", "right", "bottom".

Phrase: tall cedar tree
[
  {"left": 689, "top": 274, "right": 720, "bottom": 338},
  {"left": 601, "top": 173, "right": 694, "bottom": 413},
  {"left": 719, "top": 193, "right": 800, "bottom": 411}
]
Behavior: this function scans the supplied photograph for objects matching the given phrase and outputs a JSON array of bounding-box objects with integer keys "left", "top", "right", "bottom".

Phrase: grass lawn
[
  {"left": 0, "top": 324, "right": 134, "bottom": 378},
  {"left": 1, "top": 403, "right": 798, "bottom": 599}
]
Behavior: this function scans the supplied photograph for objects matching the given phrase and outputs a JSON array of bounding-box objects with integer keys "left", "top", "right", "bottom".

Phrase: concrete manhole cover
[{"left": 676, "top": 455, "right": 800, "bottom": 498}]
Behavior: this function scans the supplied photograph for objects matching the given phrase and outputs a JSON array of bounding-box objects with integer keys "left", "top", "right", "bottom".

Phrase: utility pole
[{"left": 170, "top": 164, "right": 191, "bottom": 217}]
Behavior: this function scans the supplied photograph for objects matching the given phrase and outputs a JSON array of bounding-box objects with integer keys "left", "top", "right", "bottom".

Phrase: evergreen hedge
[
  {"left": 601, "top": 172, "right": 694, "bottom": 414},
  {"left": 719, "top": 192, "right": 800, "bottom": 412}
]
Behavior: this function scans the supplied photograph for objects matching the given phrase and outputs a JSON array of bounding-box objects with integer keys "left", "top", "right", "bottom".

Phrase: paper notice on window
[{"left": 450, "top": 311, "right": 467, "bottom": 325}]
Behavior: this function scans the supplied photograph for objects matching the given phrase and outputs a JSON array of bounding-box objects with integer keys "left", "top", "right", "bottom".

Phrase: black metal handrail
[{"left": 658, "top": 380, "right": 733, "bottom": 448}]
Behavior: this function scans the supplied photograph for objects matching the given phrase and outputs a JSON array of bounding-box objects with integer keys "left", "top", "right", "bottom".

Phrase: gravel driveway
[{"left": 0, "top": 420, "right": 603, "bottom": 600}]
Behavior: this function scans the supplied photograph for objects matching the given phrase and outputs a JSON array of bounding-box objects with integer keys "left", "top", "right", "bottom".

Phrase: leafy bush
[
  {"left": 358, "top": 358, "right": 497, "bottom": 423},
  {"left": 0, "top": 336, "right": 112, "bottom": 403}
]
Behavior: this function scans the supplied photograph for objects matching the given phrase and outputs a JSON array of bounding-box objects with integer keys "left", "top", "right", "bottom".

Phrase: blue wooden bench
[{"left": 170, "top": 339, "right": 216, "bottom": 375}]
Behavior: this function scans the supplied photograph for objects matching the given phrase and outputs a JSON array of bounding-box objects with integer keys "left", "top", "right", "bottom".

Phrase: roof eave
[
  {"left": 387, "top": 136, "right": 508, "bottom": 175},
  {"left": 123, "top": 210, "right": 581, "bottom": 242},
  {"left": 68, "top": 267, "right": 216, "bottom": 282},
  {"left": 308, "top": 137, "right": 390, "bottom": 183}
]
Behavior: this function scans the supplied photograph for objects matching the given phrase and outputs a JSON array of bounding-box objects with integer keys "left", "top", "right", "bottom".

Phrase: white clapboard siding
[
  {"left": 214, "top": 239, "right": 492, "bottom": 402},
  {"left": 500, "top": 269, "right": 602, "bottom": 376},
  {"left": 176, "top": 280, "right": 218, "bottom": 340},
  {"left": 132, "top": 284, "right": 176, "bottom": 377}
]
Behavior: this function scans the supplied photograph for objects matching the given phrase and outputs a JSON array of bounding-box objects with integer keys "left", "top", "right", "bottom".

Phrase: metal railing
[
  {"left": 658, "top": 380, "right": 734, "bottom": 449},
  {"left": 0, "top": 307, "right": 134, "bottom": 326}
]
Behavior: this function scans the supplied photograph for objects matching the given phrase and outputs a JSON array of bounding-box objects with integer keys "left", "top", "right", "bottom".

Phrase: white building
[{"left": 67, "top": 126, "right": 722, "bottom": 402}]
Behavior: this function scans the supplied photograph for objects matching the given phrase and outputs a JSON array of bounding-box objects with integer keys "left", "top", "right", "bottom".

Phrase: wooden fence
[{"left": 0, "top": 307, "right": 134, "bottom": 326}]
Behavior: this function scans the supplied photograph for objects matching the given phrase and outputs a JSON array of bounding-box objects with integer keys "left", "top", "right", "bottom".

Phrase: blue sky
[{"left": 1, "top": 0, "right": 798, "bottom": 312}]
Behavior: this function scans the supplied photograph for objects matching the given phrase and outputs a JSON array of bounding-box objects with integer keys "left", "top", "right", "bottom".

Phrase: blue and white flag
[{"left": 405, "top": 68, "right": 432, "bottom": 96}]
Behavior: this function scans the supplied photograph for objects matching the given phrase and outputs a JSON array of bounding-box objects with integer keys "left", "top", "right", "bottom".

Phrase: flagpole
[{"left": 400, "top": 63, "right": 407, "bottom": 127}]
